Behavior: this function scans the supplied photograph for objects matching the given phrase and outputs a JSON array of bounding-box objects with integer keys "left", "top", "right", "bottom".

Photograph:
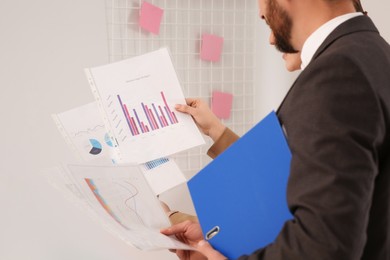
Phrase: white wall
[
  {"left": 0, "top": 0, "right": 177, "bottom": 259},
  {"left": 0, "top": 1, "right": 388, "bottom": 260}
]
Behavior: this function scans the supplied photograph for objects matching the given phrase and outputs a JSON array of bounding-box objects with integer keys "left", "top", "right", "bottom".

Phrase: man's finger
[{"left": 160, "top": 220, "right": 192, "bottom": 236}]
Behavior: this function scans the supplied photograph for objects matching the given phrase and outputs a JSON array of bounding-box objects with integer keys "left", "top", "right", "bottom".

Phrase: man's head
[
  {"left": 258, "top": 0, "right": 358, "bottom": 53},
  {"left": 261, "top": 0, "right": 298, "bottom": 54}
]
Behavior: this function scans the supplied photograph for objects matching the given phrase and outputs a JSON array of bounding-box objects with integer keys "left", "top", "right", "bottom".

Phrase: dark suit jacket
[{"left": 238, "top": 15, "right": 390, "bottom": 260}]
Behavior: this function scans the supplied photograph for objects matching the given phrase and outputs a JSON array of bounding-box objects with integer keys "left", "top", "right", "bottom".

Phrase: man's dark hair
[{"left": 354, "top": 0, "right": 367, "bottom": 15}]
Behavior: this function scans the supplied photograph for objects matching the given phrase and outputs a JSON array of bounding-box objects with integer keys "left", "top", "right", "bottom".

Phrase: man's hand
[
  {"left": 161, "top": 221, "right": 227, "bottom": 260},
  {"left": 175, "top": 98, "right": 226, "bottom": 142}
]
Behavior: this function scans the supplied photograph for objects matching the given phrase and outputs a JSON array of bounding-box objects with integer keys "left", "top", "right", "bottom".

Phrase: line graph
[
  {"left": 72, "top": 124, "right": 105, "bottom": 137},
  {"left": 64, "top": 164, "right": 189, "bottom": 250},
  {"left": 84, "top": 177, "right": 150, "bottom": 229}
]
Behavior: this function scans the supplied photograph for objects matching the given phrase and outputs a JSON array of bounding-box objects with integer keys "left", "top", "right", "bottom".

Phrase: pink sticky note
[
  {"left": 139, "top": 1, "right": 164, "bottom": 34},
  {"left": 200, "top": 34, "right": 224, "bottom": 62},
  {"left": 211, "top": 91, "right": 233, "bottom": 119}
]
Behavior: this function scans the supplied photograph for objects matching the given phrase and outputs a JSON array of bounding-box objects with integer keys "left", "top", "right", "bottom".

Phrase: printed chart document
[
  {"left": 187, "top": 111, "right": 293, "bottom": 259},
  {"left": 85, "top": 47, "right": 205, "bottom": 163},
  {"left": 53, "top": 102, "right": 187, "bottom": 195},
  {"left": 52, "top": 102, "right": 118, "bottom": 164},
  {"left": 52, "top": 102, "right": 187, "bottom": 195},
  {"left": 46, "top": 163, "right": 192, "bottom": 251}
]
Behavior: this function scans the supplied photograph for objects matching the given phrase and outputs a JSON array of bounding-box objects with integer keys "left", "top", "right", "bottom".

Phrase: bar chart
[
  {"left": 144, "top": 157, "right": 170, "bottom": 170},
  {"left": 117, "top": 91, "right": 179, "bottom": 136},
  {"left": 87, "top": 48, "right": 204, "bottom": 163},
  {"left": 85, "top": 178, "right": 129, "bottom": 229}
]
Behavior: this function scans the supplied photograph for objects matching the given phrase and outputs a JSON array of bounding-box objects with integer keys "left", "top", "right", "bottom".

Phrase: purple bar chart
[{"left": 117, "top": 91, "right": 179, "bottom": 136}]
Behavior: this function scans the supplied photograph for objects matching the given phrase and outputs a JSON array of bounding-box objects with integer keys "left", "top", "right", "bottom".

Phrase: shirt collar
[{"left": 300, "top": 12, "right": 363, "bottom": 70}]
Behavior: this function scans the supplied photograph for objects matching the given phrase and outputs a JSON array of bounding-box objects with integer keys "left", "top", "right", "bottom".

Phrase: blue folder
[{"left": 187, "top": 111, "right": 293, "bottom": 259}]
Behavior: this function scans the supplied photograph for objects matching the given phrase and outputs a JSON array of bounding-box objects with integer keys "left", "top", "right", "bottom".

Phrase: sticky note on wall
[
  {"left": 211, "top": 91, "right": 233, "bottom": 119},
  {"left": 139, "top": 1, "right": 164, "bottom": 34},
  {"left": 200, "top": 34, "right": 224, "bottom": 62}
]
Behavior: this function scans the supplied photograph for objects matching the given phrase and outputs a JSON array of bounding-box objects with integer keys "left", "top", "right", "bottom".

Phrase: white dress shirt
[{"left": 300, "top": 12, "right": 363, "bottom": 70}]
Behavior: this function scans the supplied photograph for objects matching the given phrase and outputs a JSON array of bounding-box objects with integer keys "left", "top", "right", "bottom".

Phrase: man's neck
[
  {"left": 289, "top": 0, "right": 357, "bottom": 51},
  {"left": 300, "top": 12, "right": 363, "bottom": 70}
]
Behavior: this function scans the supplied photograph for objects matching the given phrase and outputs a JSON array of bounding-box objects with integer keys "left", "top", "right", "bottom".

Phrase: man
[{"left": 162, "top": 0, "right": 390, "bottom": 259}]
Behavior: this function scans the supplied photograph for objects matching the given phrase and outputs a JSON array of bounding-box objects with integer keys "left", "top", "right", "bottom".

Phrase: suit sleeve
[
  {"left": 207, "top": 127, "right": 239, "bottom": 159},
  {"left": 238, "top": 54, "right": 384, "bottom": 259}
]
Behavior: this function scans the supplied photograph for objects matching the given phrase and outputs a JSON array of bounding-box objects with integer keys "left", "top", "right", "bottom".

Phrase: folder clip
[{"left": 205, "top": 226, "right": 220, "bottom": 240}]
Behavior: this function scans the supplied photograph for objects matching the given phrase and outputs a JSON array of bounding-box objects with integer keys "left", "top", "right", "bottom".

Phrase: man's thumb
[{"left": 175, "top": 104, "right": 195, "bottom": 116}]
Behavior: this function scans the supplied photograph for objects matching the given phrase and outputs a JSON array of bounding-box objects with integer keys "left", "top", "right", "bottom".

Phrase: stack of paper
[
  {"left": 46, "top": 163, "right": 192, "bottom": 250},
  {"left": 49, "top": 48, "right": 205, "bottom": 251}
]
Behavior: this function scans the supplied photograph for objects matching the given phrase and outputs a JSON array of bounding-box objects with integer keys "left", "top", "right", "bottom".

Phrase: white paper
[
  {"left": 52, "top": 102, "right": 119, "bottom": 164},
  {"left": 47, "top": 164, "right": 192, "bottom": 251},
  {"left": 86, "top": 47, "right": 205, "bottom": 163},
  {"left": 140, "top": 157, "right": 187, "bottom": 195},
  {"left": 53, "top": 102, "right": 187, "bottom": 195}
]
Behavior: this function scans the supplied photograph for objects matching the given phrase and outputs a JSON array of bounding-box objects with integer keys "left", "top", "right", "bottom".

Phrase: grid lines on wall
[{"left": 105, "top": 0, "right": 258, "bottom": 177}]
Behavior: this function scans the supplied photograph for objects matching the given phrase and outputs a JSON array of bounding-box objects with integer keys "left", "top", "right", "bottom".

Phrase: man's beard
[{"left": 268, "top": 0, "right": 299, "bottom": 54}]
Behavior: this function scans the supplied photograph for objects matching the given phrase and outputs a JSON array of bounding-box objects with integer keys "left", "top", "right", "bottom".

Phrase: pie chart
[
  {"left": 105, "top": 133, "right": 114, "bottom": 147},
  {"left": 89, "top": 139, "right": 102, "bottom": 155}
]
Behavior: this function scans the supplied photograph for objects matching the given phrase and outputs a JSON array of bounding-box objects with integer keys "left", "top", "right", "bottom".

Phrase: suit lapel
[
  {"left": 277, "top": 15, "right": 379, "bottom": 115},
  {"left": 312, "top": 15, "right": 379, "bottom": 62}
]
